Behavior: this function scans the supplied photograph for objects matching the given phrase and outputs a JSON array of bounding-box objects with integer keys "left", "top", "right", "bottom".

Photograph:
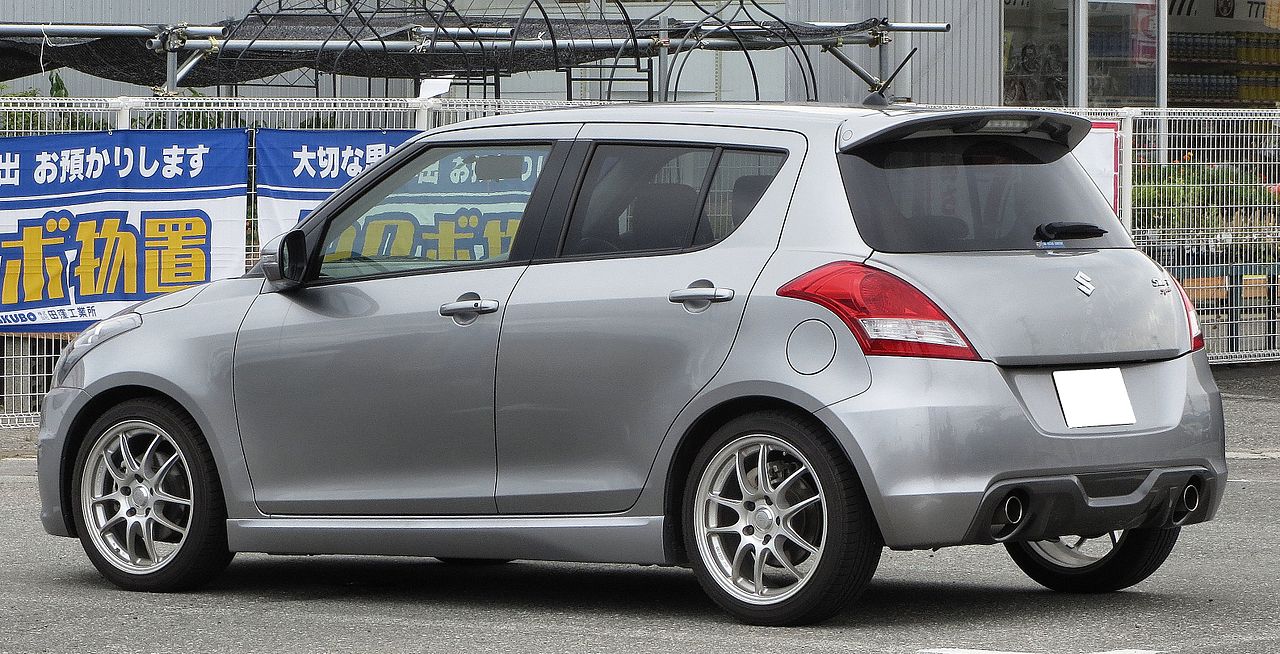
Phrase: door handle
[
  {"left": 668, "top": 287, "right": 734, "bottom": 303},
  {"left": 439, "top": 298, "right": 500, "bottom": 317}
]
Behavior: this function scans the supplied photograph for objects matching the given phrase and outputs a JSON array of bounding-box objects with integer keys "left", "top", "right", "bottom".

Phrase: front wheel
[
  {"left": 70, "top": 398, "right": 233, "bottom": 591},
  {"left": 683, "top": 411, "right": 881, "bottom": 626},
  {"left": 1005, "top": 527, "right": 1180, "bottom": 593}
]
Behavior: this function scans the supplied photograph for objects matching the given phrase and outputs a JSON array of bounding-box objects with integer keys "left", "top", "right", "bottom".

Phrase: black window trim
[
  {"left": 297, "top": 138, "right": 572, "bottom": 288},
  {"left": 540, "top": 139, "right": 790, "bottom": 265}
]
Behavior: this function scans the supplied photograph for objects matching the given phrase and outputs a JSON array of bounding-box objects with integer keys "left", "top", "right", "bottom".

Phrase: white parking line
[
  {"left": 1219, "top": 392, "right": 1279, "bottom": 402},
  {"left": 917, "top": 649, "right": 1162, "bottom": 654},
  {"left": 918, "top": 649, "right": 1039, "bottom": 654},
  {"left": 1223, "top": 453, "right": 1274, "bottom": 463}
]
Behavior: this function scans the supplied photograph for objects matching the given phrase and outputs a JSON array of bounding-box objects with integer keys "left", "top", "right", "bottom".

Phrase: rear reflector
[
  {"left": 777, "top": 261, "right": 980, "bottom": 361},
  {"left": 1173, "top": 278, "right": 1205, "bottom": 351}
]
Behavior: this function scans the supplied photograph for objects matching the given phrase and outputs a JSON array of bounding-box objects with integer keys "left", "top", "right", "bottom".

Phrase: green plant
[
  {"left": 299, "top": 112, "right": 340, "bottom": 129},
  {"left": 1132, "top": 161, "right": 1280, "bottom": 231},
  {"left": 131, "top": 89, "right": 248, "bottom": 130},
  {"left": 1133, "top": 158, "right": 1280, "bottom": 267},
  {"left": 0, "top": 74, "right": 109, "bottom": 135},
  {"left": 48, "top": 72, "right": 68, "bottom": 98}
]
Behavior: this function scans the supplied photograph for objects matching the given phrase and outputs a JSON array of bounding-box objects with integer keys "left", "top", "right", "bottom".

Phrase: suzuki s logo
[{"left": 1074, "top": 271, "right": 1095, "bottom": 297}]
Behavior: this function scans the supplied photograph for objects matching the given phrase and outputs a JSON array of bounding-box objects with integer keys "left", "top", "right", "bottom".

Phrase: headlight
[{"left": 52, "top": 313, "right": 143, "bottom": 387}]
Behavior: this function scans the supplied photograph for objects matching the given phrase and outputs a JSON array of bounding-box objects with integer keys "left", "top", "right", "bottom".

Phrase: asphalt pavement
[{"left": 2, "top": 364, "right": 1279, "bottom": 653}]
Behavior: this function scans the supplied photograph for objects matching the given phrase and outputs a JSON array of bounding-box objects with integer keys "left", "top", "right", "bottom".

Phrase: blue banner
[
  {"left": 255, "top": 129, "right": 418, "bottom": 243},
  {"left": 0, "top": 129, "right": 249, "bottom": 332}
]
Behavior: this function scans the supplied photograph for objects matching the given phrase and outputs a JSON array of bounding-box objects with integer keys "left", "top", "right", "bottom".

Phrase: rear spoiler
[{"left": 839, "top": 109, "right": 1092, "bottom": 152}]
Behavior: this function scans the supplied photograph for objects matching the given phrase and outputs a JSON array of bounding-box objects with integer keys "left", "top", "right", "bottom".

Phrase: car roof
[{"left": 428, "top": 102, "right": 1085, "bottom": 146}]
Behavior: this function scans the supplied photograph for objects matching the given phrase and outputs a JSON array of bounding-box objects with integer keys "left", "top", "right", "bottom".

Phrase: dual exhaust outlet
[{"left": 988, "top": 477, "right": 1204, "bottom": 541}]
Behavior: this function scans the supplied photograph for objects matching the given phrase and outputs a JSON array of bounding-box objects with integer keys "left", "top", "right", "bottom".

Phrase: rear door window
[
  {"left": 839, "top": 136, "right": 1131, "bottom": 253},
  {"left": 695, "top": 149, "right": 787, "bottom": 246},
  {"left": 561, "top": 144, "right": 785, "bottom": 257}
]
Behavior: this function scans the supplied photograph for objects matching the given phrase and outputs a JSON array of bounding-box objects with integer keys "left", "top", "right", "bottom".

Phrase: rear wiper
[{"left": 1034, "top": 221, "right": 1108, "bottom": 241}]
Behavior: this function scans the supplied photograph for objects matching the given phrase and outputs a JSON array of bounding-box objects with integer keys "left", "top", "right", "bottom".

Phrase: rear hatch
[{"left": 839, "top": 112, "right": 1189, "bottom": 367}]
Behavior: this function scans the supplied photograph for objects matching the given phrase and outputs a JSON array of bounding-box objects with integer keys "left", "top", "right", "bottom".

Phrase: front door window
[{"left": 318, "top": 143, "right": 553, "bottom": 280}]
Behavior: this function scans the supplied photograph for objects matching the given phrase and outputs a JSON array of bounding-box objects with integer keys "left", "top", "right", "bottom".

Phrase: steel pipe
[
  {"left": 410, "top": 26, "right": 515, "bottom": 38},
  {"left": 805, "top": 20, "right": 949, "bottom": 33},
  {"left": 0, "top": 23, "right": 225, "bottom": 39},
  {"left": 173, "top": 33, "right": 874, "bottom": 54},
  {"left": 173, "top": 50, "right": 208, "bottom": 85},
  {"left": 209, "top": 38, "right": 645, "bottom": 52},
  {"left": 881, "top": 21, "right": 951, "bottom": 33}
]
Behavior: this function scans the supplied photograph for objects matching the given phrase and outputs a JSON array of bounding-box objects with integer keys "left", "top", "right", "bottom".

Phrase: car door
[
  {"left": 233, "top": 128, "right": 576, "bottom": 515},
  {"left": 495, "top": 124, "right": 806, "bottom": 514}
]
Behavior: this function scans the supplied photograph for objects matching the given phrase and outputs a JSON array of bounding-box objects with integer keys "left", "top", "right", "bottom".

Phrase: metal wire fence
[
  {"left": 1, "top": 99, "right": 1278, "bottom": 427},
  {"left": 0, "top": 97, "right": 605, "bottom": 427},
  {"left": 1128, "top": 108, "right": 1280, "bottom": 363}
]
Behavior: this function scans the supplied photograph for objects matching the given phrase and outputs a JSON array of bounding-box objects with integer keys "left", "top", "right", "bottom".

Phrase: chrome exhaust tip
[
  {"left": 1182, "top": 482, "right": 1201, "bottom": 514},
  {"left": 1002, "top": 494, "right": 1025, "bottom": 526}
]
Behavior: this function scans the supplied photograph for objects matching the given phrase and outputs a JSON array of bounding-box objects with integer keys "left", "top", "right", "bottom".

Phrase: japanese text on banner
[{"left": 0, "top": 129, "right": 249, "bottom": 332}]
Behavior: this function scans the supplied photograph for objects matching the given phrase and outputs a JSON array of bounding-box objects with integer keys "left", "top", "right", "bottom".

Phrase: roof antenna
[{"left": 864, "top": 46, "right": 917, "bottom": 106}]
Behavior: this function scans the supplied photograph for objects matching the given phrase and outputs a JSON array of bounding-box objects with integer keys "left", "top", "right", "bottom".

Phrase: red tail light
[
  {"left": 777, "top": 261, "right": 980, "bottom": 361},
  {"left": 1173, "top": 278, "right": 1205, "bottom": 351}
]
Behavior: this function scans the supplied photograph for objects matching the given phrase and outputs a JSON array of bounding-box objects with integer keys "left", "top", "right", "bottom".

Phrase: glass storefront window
[
  {"left": 1004, "top": 0, "right": 1072, "bottom": 106},
  {"left": 1087, "top": 1, "right": 1159, "bottom": 107}
]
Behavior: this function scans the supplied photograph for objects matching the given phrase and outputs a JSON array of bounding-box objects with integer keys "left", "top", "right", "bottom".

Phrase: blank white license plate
[{"left": 1052, "top": 368, "right": 1136, "bottom": 429}]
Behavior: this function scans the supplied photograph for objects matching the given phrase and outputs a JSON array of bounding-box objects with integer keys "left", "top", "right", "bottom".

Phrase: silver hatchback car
[{"left": 38, "top": 104, "right": 1225, "bottom": 626}]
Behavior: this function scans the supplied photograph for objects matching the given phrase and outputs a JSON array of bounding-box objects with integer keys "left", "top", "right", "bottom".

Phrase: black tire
[
  {"left": 435, "top": 558, "right": 515, "bottom": 565},
  {"left": 70, "top": 397, "right": 234, "bottom": 591},
  {"left": 682, "top": 410, "right": 881, "bottom": 626},
  {"left": 1005, "top": 527, "right": 1181, "bottom": 593}
]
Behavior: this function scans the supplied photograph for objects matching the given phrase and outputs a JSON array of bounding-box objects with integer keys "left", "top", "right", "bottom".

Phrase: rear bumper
[
  {"left": 961, "top": 465, "right": 1220, "bottom": 544},
  {"left": 815, "top": 351, "right": 1227, "bottom": 550}
]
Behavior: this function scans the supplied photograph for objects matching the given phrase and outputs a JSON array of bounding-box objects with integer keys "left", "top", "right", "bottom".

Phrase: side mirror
[{"left": 260, "top": 229, "right": 307, "bottom": 292}]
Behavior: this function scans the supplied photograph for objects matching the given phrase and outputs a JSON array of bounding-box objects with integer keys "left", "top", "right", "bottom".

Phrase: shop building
[{"left": 791, "top": 0, "right": 1280, "bottom": 108}]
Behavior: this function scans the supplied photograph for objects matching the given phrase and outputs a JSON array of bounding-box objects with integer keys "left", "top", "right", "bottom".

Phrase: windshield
[{"left": 838, "top": 135, "right": 1132, "bottom": 253}]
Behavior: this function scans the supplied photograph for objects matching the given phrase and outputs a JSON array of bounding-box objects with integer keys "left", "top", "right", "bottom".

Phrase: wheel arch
[
  {"left": 58, "top": 384, "right": 211, "bottom": 537},
  {"left": 661, "top": 394, "right": 883, "bottom": 564}
]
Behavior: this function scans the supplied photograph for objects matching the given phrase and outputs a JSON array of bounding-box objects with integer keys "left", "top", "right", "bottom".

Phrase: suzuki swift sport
[{"left": 37, "top": 104, "right": 1225, "bottom": 626}]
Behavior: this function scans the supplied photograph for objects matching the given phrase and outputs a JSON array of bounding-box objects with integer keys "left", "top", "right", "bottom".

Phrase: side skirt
[{"left": 226, "top": 514, "right": 668, "bottom": 564}]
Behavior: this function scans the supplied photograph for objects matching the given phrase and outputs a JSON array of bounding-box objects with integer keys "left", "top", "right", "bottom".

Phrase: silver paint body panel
[
  {"left": 494, "top": 123, "right": 807, "bottom": 514},
  {"left": 37, "top": 104, "right": 1226, "bottom": 563}
]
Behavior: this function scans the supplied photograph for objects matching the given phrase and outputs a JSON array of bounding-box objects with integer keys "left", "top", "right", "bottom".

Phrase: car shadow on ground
[{"left": 117, "top": 555, "right": 1175, "bottom": 627}]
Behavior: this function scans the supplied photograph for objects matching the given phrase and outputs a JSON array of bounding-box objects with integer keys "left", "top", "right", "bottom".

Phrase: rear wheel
[
  {"left": 1005, "top": 527, "right": 1180, "bottom": 593},
  {"left": 683, "top": 411, "right": 881, "bottom": 626},
  {"left": 70, "top": 398, "right": 233, "bottom": 591}
]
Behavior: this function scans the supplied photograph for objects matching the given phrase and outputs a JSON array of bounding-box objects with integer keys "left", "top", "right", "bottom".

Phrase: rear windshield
[{"left": 838, "top": 136, "right": 1132, "bottom": 253}]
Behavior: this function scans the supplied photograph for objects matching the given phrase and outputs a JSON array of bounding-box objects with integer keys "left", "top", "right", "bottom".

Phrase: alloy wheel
[
  {"left": 80, "top": 420, "right": 194, "bottom": 574},
  {"left": 693, "top": 434, "right": 828, "bottom": 605},
  {"left": 1025, "top": 531, "right": 1126, "bottom": 569}
]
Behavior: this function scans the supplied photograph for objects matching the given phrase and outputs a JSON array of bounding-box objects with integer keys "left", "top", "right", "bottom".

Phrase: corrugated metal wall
[
  {"left": 784, "top": 0, "right": 1001, "bottom": 106},
  {"left": 906, "top": 0, "right": 1001, "bottom": 106},
  {"left": 784, "top": 0, "right": 872, "bottom": 102}
]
